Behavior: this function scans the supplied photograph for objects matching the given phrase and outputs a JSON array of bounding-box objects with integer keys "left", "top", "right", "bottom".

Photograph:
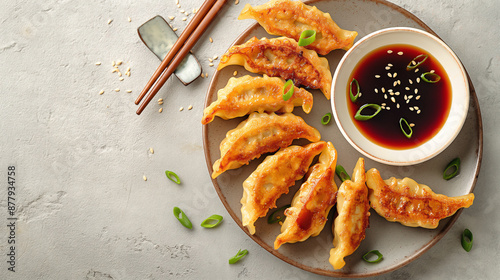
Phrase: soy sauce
[{"left": 347, "top": 44, "right": 452, "bottom": 150}]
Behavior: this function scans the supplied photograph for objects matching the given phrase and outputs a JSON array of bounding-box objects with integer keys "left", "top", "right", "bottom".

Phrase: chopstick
[{"left": 136, "top": 0, "right": 227, "bottom": 115}]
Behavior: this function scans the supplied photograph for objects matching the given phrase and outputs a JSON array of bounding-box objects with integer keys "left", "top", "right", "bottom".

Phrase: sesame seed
[
  {"left": 384, "top": 94, "right": 388, "bottom": 99},
  {"left": 173, "top": 28, "right": 178, "bottom": 31},
  {"left": 176, "top": 0, "right": 179, "bottom": 5},
  {"left": 115, "top": 88, "right": 120, "bottom": 92},
  {"left": 404, "top": 95, "right": 408, "bottom": 100},
  {"left": 381, "top": 106, "right": 385, "bottom": 109},
  {"left": 95, "top": 62, "right": 101, "bottom": 65},
  {"left": 205, "top": 73, "right": 208, "bottom": 78},
  {"left": 396, "top": 103, "right": 400, "bottom": 109},
  {"left": 359, "top": 92, "right": 362, "bottom": 97},
  {"left": 213, "top": 55, "right": 218, "bottom": 60},
  {"left": 200, "top": 73, "right": 205, "bottom": 78},
  {"left": 416, "top": 95, "right": 421, "bottom": 100},
  {"left": 391, "top": 97, "right": 396, "bottom": 103},
  {"left": 397, "top": 51, "right": 403, "bottom": 55},
  {"left": 116, "top": 60, "right": 122, "bottom": 66},
  {"left": 108, "top": 19, "right": 113, "bottom": 24},
  {"left": 158, "top": 101, "right": 164, "bottom": 105},
  {"left": 410, "top": 123, "right": 415, "bottom": 127},
  {"left": 409, "top": 95, "right": 414, "bottom": 99},
  {"left": 177, "top": 4, "right": 181, "bottom": 8},
  {"left": 180, "top": 9, "right": 185, "bottom": 13},
  {"left": 209, "top": 37, "right": 213, "bottom": 43},
  {"left": 235, "top": 0, "right": 240, "bottom": 4},
  {"left": 414, "top": 88, "right": 418, "bottom": 94},
  {"left": 388, "top": 72, "right": 392, "bottom": 78},
  {"left": 417, "top": 110, "right": 421, "bottom": 114},
  {"left": 208, "top": 58, "right": 213, "bottom": 62},
  {"left": 409, "top": 107, "right": 414, "bottom": 111},
  {"left": 411, "top": 61, "right": 417, "bottom": 65},
  {"left": 112, "top": 61, "right": 116, "bottom": 66},
  {"left": 405, "top": 87, "right": 410, "bottom": 90},
  {"left": 158, "top": 98, "right": 163, "bottom": 102},
  {"left": 415, "top": 68, "right": 419, "bottom": 73},
  {"left": 111, "top": 68, "right": 118, "bottom": 73},
  {"left": 388, "top": 63, "right": 393, "bottom": 67},
  {"left": 393, "top": 72, "right": 398, "bottom": 78},
  {"left": 389, "top": 91, "right": 394, "bottom": 96},
  {"left": 381, "top": 103, "right": 386, "bottom": 106},
  {"left": 233, "top": 71, "right": 238, "bottom": 76},
  {"left": 388, "top": 89, "right": 393, "bottom": 93},
  {"left": 99, "top": 90, "right": 104, "bottom": 95},
  {"left": 414, "top": 106, "right": 419, "bottom": 110},
  {"left": 184, "top": 12, "right": 189, "bottom": 16},
  {"left": 209, "top": 63, "right": 214, "bottom": 67},
  {"left": 386, "top": 107, "right": 391, "bottom": 110},
  {"left": 118, "top": 72, "right": 122, "bottom": 77},
  {"left": 126, "top": 90, "right": 132, "bottom": 93},
  {"left": 374, "top": 88, "right": 378, "bottom": 93},
  {"left": 375, "top": 75, "right": 380, "bottom": 78},
  {"left": 398, "top": 80, "right": 401, "bottom": 85},
  {"left": 143, "top": 175, "right": 147, "bottom": 181},
  {"left": 382, "top": 87, "right": 386, "bottom": 93},
  {"left": 406, "top": 100, "right": 410, "bottom": 104},
  {"left": 188, "top": 105, "right": 193, "bottom": 110},
  {"left": 395, "top": 91, "right": 400, "bottom": 96},
  {"left": 182, "top": 17, "right": 187, "bottom": 21},
  {"left": 416, "top": 77, "right": 421, "bottom": 83},
  {"left": 193, "top": 8, "right": 198, "bottom": 13},
  {"left": 159, "top": 108, "right": 163, "bottom": 113},
  {"left": 409, "top": 79, "right": 413, "bottom": 84},
  {"left": 393, "top": 81, "right": 398, "bottom": 87},
  {"left": 128, "top": 17, "right": 132, "bottom": 22},
  {"left": 387, "top": 50, "right": 393, "bottom": 54},
  {"left": 179, "top": 107, "right": 184, "bottom": 111},
  {"left": 119, "top": 77, "right": 124, "bottom": 81},
  {"left": 150, "top": 148, "right": 154, "bottom": 154},
  {"left": 430, "top": 70, "right": 435, "bottom": 73},
  {"left": 169, "top": 16, "right": 175, "bottom": 20},
  {"left": 385, "top": 66, "right": 391, "bottom": 70}
]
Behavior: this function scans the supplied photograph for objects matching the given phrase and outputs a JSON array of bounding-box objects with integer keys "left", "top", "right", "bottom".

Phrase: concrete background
[{"left": 0, "top": 0, "right": 498, "bottom": 279}]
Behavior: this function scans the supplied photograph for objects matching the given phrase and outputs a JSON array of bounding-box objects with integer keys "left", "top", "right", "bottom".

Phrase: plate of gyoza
[{"left": 202, "top": 0, "right": 482, "bottom": 277}]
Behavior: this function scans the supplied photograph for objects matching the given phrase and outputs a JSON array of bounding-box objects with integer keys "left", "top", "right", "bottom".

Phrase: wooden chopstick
[
  {"left": 136, "top": 0, "right": 228, "bottom": 115},
  {"left": 135, "top": 0, "right": 217, "bottom": 106}
]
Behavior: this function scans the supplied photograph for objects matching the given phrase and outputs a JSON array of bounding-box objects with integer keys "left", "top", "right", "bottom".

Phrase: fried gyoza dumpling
[
  {"left": 238, "top": 0, "right": 358, "bottom": 55},
  {"left": 365, "top": 168, "right": 474, "bottom": 229},
  {"left": 212, "top": 112, "right": 321, "bottom": 179},
  {"left": 241, "top": 142, "right": 326, "bottom": 235},
  {"left": 274, "top": 142, "right": 338, "bottom": 249},
  {"left": 202, "top": 75, "right": 313, "bottom": 124},
  {"left": 217, "top": 37, "right": 332, "bottom": 99},
  {"left": 329, "top": 158, "right": 370, "bottom": 270}
]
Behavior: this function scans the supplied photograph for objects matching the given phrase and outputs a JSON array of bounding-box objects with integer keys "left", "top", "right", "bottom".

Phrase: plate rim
[{"left": 202, "top": 0, "right": 483, "bottom": 277}]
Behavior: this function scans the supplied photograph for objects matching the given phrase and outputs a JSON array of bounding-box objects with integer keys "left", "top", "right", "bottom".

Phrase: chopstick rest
[{"left": 138, "top": 15, "right": 202, "bottom": 86}]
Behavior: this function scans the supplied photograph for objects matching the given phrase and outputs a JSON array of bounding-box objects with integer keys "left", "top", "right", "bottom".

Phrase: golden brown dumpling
[
  {"left": 212, "top": 112, "right": 321, "bottom": 179},
  {"left": 365, "top": 168, "right": 474, "bottom": 229},
  {"left": 202, "top": 75, "right": 313, "bottom": 124},
  {"left": 241, "top": 142, "right": 326, "bottom": 235},
  {"left": 274, "top": 142, "right": 337, "bottom": 249},
  {"left": 238, "top": 0, "right": 358, "bottom": 55},
  {"left": 217, "top": 37, "right": 332, "bottom": 99},
  {"left": 329, "top": 158, "right": 370, "bottom": 270}
]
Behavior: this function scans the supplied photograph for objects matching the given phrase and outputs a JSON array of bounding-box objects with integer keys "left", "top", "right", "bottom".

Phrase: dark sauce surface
[{"left": 347, "top": 44, "right": 452, "bottom": 150}]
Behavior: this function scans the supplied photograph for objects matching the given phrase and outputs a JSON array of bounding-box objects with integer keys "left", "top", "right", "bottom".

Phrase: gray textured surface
[{"left": 0, "top": 0, "right": 497, "bottom": 279}]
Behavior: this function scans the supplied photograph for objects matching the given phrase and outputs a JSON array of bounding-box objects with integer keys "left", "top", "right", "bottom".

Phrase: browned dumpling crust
[
  {"left": 329, "top": 158, "right": 370, "bottom": 270},
  {"left": 238, "top": 0, "right": 358, "bottom": 55},
  {"left": 202, "top": 75, "right": 313, "bottom": 125},
  {"left": 274, "top": 142, "right": 338, "bottom": 249},
  {"left": 241, "top": 142, "right": 327, "bottom": 235},
  {"left": 365, "top": 168, "right": 474, "bottom": 229},
  {"left": 217, "top": 37, "right": 332, "bottom": 99},
  {"left": 211, "top": 112, "right": 321, "bottom": 179}
]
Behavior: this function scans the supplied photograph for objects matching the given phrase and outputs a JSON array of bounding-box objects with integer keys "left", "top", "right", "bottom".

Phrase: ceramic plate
[{"left": 202, "top": 0, "right": 482, "bottom": 277}]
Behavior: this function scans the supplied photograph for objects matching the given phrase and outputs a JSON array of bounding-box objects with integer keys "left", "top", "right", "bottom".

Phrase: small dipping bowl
[{"left": 331, "top": 27, "right": 469, "bottom": 166}]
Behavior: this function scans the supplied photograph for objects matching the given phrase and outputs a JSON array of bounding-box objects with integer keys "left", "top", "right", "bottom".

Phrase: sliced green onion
[
  {"left": 335, "top": 165, "right": 351, "bottom": 182},
  {"left": 399, "top": 118, "right": 413, "bottom": 138},
  {"left": 298, "top": 30, "right": 316, "bottom": 46},
  {"left": 282, "top": 79, "right": 294, "bottom": 101},
  {"left": 443, "top": 157, "right": 460, "bottom": 180},
  {"left": 268, "top": 204, "right": 291, "bottom": 224},
  {"left": 354, "top": 104, "right": 381, "bottom": 121},
  {"left": 349, "top": 78, "right": 361, "bottom": 102},
  {"left": 201, "top": 214, "right": 223, "bottom": 228},
  {"left": 421, "top": 72, "right": 441, "bottom": 83},
  {"left": 321, "top": 113, "right": 332, "bottom": 125},
  {"left": 461, "top": 228, "right": 473, "bottom": 252},
  {"left": 173, "top": 207, "right": 192, "bottom": 229},
  {"left": 229, "top": 249, "right": 248, "bottom": 264},
  {"left": 362, "top": 250, "right": 383, "bottom": 263},
  {"left": 165, "top": 170, "right": 181, "bottom": 184},
  {"left": 406, "top": 54, "right": 428, "bottom": 70}
]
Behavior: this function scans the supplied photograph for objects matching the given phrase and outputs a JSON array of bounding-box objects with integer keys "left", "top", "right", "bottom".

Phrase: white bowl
[{"left": 331, "top": 27, "right": 469, "bottom": 166}]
